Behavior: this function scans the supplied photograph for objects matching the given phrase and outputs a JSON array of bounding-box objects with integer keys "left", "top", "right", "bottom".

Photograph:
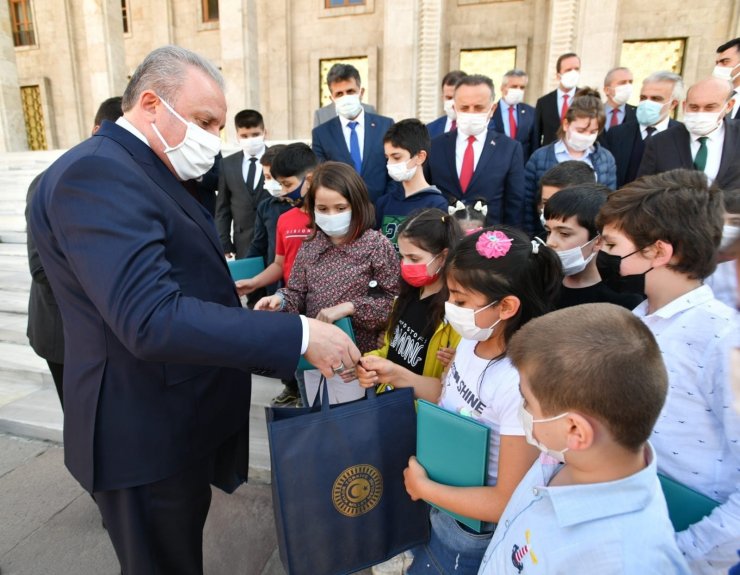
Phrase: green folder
[
  {"left": 296, "top": 317, "right": 356, "bottom": 371},
  {"left": 416, "top": 399, "right": 490, "bottom": 532},
  {"left": 658, "top": 473, "right": 720, "bottom": 532},
  {"left": 227, "top": 257, "right": 265, "bottom": 281}
]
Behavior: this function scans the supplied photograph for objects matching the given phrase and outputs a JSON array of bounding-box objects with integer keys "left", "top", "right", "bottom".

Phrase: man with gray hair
[
  {"left": 490, "top": 69, "right": 537, "bottom": 161},
  {"left": 602, "top": 66, "right": 636, "bottom": 131},
  {"left": 603, "top": 70, "right": 683, "bottom": 187},
  {"left": 29, "top": 45, "right": 359, "bottom": 574},
  {"left": 638, "top": 75, "right": 739, "bottom": 188}
]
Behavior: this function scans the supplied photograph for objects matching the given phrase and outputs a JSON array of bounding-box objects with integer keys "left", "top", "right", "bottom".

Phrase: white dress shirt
[
  {"left": 114, "top": 117, "right": 311, "bottom": 353},
  {"left": 731, "top": 88, "right": 740, "bottom": 119},
  {"left": 241, "top": 147, "right": 265, "bottom": 189},
  {"left": 633, "top": 285, "right": 740, "bottom": 567},
  {"left": 444, "top": 116, "right": 455, "bottom": 133},
  {"left": 556, "top": 87, "right": 576, "bottom": 116},
  {"left": 553, "top": 139, "right": 594, "bottom": 168},
  {"left": 455, "top": 129, "right": 487, "bottom": 176},
  {"left": 339, "top": 109, "right": 365, "bottom": 160},
  {"left": 689, "top": 121, "right": 725, "bottom": 185},
  {"left": 498, "top": 99, "right": 516, "bottom": 138},
  {"left": 640, "top": 114, "right": 671, "bottom": 139}
]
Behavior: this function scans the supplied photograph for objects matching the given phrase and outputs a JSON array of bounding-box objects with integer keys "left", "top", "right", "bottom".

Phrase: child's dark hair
[
  {"left": 596, "top": 169, "right": 724, "bottom": 280},
  {"left": 387, "top": 208, "right": 462, "bottom": 340},
  {"left": 446, "top": 226, "right": 563, "bottom": 347},
  {"left": 543, "top": 183, "right": 610, "bottom": 240},
  {"left": 451, "top": 198, "right": 488, "bottom": 229},
  {"left": 537, "top": 161, "right": 595, "bottom": 208},
  {"left": 383, "top": 119, "right": 431, "bottom": 158},
  {"left": 555, "top": 87, "right": 605, "bottom": 140},
  {"left": 509, "top": 303, "right": 667, "bottom": 452},
  {"left": 234, "top": 109, "right": 264, "bottom": 130},
  {"left": 305, "top": 162, "right": 375, "bottom": 243},
  {"left": 260, "top": 144, "right": 286, "bottom": 167},
  {"left": 723, "top": 188, "right": 740, "bottom": 214},
  {"left": 270, "top": 143, "right": 318, "bottom": 180}
]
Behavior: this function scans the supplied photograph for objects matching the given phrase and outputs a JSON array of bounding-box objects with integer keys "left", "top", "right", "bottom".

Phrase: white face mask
[
  {"left": 503, "top": 88, "right": 524, "bottom": 106},
  {"left": 555, "top": 236, "right": 598, "bottom": 276},
  {"left": 720, "top": 224, "right": 740, "bottom": 250},
  {"left": 264, "top": 178, "right": 283, "bottom": 197},
  {"left": 683, "top": 111, "right": 724, "bottom": 137},
  {"left": 612, "top": 83, "right": 633, "bottom": 106},
  {"left": 386, "top": 158, "right": 418, "bottom": 182},
  {"left": 712, "top": 64, "right": 740, "bottom": 83},
  {"left": 444, "top": 300, "right": 500, "bottom": 341},
  {"left": 315, "top": 210, "right": 352, "bottom": 237},
  {"left": 518, "top": 401, "right": 570, "bottom": 463},
  {"left": 443, "top": 98, "right": 457, "bottom": 120},
  {"left": 238, "top": 135, "right": 264, "bottom": 157},
  {"left": 456, "top": 110, "right": 491, "bottom": 137},
  {"left": 566, "top": 129, "right": 597, "bottom": 152},
  {"left": 559, "top": 70, "right": 580, "bottom": 90},
  {"left": 334, "top": 94, "right": 362, "bottom": 120},
  {"left": 151, "top": 96, "right": 222, "bottom": 181}
]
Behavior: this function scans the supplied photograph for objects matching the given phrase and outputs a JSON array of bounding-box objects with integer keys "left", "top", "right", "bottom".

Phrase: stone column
[
  {"left": 150, "top": 0, "right": 174, "bottom": 46},
  {"left": 380, "top": 0, "right": 417, "bottom": 120},
  {"left": 416, "top": 0, "right": 444, "bottom": 123},
  {"left": 219, "top": 0, "right": 260, "bottom": 143},
  {"left": 81, "top": 0, "right": 127, "bottom": 117},
  {"left": 0, "top": 1, "right": 28, "bottom": 152},
  {"left": 539, "top": 0, "right": 580, "bottom": 93},
  {"left": 257, "top": 0, "right": 291, "bottom": 139},
  {"left": 574, "top": 0, "right": 620, "bottom": 89}
]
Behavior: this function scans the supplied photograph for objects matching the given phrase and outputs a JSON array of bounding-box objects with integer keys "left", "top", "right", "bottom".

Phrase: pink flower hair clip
[{"left": 476, "top": 230, "right": 513, "bottom": 259}]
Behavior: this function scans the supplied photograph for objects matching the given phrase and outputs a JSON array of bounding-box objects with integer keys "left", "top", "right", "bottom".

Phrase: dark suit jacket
[
  {"left": 637, "top": 119, "right": 740, "bottom": 190},
  {"left": 598, "top": 104, "right": 637, "bottom": 148},
  {"left": 603, "top": 119, "right": 680, "bottom": 188},
  {"left": 29, "top": 121, "right": 302, "bottom": 493},
  {"left": 425, "top": 128, "right": 526, "bottom": 228},
  {"left": 215, "top": 150, "right": 268, "bottom": 258},
  {"left": 312, "top": 112, "right": 395, "bottom": 203},
  {"left": 426, "top": 116, "right": 449, "bottom": 139},
  {"left": 491, "top": 101, "right": 538, "bottom": 162},
  {"left": 26, "top": 172, "right": 64, "bottom": 364},
  {"left": 534, "top": 89, "right": 561, "bottom": 147}
]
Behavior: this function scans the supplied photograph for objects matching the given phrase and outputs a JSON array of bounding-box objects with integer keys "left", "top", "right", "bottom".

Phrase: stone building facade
[{"left": 1, "top": 0, "right": 739, "bottom": 151}]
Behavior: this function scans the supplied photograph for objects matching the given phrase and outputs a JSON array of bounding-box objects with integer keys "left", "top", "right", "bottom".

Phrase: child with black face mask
[{"left": 596, "top": 168, "right": 740, "bottom": 573}]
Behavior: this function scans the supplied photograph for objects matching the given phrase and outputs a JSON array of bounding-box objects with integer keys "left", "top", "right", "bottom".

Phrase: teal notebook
[
  {"left": 658, "top": 473, "right": 720, "bottom": 532},
  {"left": 296, "top": 317, "right": 356, "bottom": 371},
  {"left": 227, "top": 257, "right": 265, "bottom": 281},
  {"left": 416, "top": 399, "right": 490, "bottom": 532}
]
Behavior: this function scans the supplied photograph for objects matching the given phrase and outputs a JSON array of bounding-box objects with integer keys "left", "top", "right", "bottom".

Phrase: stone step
[{"left": 0, "top": 311, "right": 28, "bottom": 345}]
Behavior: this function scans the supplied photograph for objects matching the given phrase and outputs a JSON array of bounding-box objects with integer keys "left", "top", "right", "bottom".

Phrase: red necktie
[
  {"left": 508, "top": 106, "right": 517, "bottom": 138},
  {"left": 610, "top": 107, "right": 619, "bottom": 128},
  {"left": 450, "top": 119, "right": 457, "bottom": 132},
  {"left": 560, "top": 94, "right": 569, "bottom": 121},
  {"left": 459, "top": 135, "right": 476, "bottom": 193}
]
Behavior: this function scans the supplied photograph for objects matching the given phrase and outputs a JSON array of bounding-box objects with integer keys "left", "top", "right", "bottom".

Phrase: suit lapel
[
  {"left": 328, "top": 117, "right": 354, "bottom": 165},
  {"left": 716, "top": 120, "right": 738, "bottom": 184},
  {"left": 443, "top": 131, "right": 463, "bottom": 196},
  {"left": 491, "top": 106, "right": 504, "bottom": 133},
  {"left": 467, "top": 131, "right": 499, "bottom": 190},
  {"left": 675, "top": 125, "right": 693, "bottom": 169},
  {"left": 517, "top": 105, "right": 530, "bottom": 142},
  {"left": 361, "top": 114, "right": 378, "bottom": 173}
]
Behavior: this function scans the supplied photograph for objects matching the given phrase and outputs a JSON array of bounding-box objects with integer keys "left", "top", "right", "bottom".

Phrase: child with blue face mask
[{"left": 365, "top": 226, "right": 562, "bottom": 575}]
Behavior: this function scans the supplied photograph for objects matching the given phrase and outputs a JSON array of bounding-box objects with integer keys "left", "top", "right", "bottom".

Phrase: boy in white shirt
[
  {"left": 597, "top": 168, "right": 740, "bottom": 574},
  {"left": 478, "top": 303, "right": 689, "bottom": 574}
]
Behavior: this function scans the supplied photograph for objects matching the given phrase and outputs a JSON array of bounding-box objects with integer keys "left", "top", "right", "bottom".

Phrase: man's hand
[
  {"left": 316, "top": 302, "right": 354, "bottom": 324},
  {"left": 404, "top": 456, "right": 430, "bottom": 501},
  {"left": 303, "top": 318, "right": 361, "bottom": 380},
  {"left": 254, "top": 295, "right": 282, "bottom": 311},
  {"left": 235, "top": 278, "right": 257, "bottom": 296}
]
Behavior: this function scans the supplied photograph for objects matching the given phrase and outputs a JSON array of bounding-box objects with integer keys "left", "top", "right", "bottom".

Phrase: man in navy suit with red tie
[
  {"left": 425, "top": 75, "right": 525, "bottom": 228},
  {"left": 490, "top": 69, "right": 538, "bottom": 162},
  {"left": 30, "top": 46, "right": 359, "bottom": 575},
  {"left": 311, "top": 63, "right": 395, "bottom": 204}
]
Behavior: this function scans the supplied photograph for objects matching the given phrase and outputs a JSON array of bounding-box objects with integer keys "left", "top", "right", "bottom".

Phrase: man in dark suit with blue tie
[
  {"left": 490, "top": 69, "right": 538, "bottom": 162},
  {"left": 425, "top": 75, "right": 526, "bottom": 228},
  {"left": 311, "top": 63, "right": 395, "bottom": 204},
  {"left": 29, "top": 46, "right": 359, "bottom": 575},
  {"left": 426, "top": 70, "right": 468, "bottom": 139}
]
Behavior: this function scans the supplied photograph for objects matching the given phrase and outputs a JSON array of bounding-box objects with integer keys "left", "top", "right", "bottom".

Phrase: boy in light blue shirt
[{"left": 478, "top": 303, "right": 689, "bottom": 575}]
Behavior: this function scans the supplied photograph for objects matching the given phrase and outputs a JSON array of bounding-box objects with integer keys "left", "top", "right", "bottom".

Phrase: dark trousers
[
  {"left": 47, "top": 360, "right": 64, "bottom": 410},
  {"left": 94, "top": 456, "right": 214, "bottom": 575}
]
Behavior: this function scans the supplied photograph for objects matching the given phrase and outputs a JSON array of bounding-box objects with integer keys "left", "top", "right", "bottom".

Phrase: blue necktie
[{"left": 348, "top": 121, "right": 362, "bottom": 173}]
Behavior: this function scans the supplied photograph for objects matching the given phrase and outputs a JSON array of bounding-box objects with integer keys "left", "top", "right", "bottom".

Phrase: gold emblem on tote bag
[{"left": 332, "top": 464, "right": 383, "bottom": 517}]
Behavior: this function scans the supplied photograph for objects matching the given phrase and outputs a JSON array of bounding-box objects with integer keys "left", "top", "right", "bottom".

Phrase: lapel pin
[
  {"left": 490, "top": 140, "right": 496, "bottom": 146},
  {"left": 521, "top": 109, "right": 526, "bottom": 114},
  {"left": 371, "top": 122, "right": 376, "bottom": 128}
]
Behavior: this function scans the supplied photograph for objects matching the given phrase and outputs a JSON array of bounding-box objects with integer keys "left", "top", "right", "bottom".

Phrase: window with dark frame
[
  {"left": 202, "top": 0, "right": 219, "bottom": 22},
  {"left": 8, "top": 0, "right": 35, "bottom": 47},
  {"left": 121, "top": 0, "right": 129, "bottom": 34},
  {"left": 325, "top": 0, "right": 366, "bottom": 7}
]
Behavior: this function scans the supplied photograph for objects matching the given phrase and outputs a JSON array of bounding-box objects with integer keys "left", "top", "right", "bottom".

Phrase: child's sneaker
[{"left": 271, "top": 386, "right": 297, "bottom": 405}]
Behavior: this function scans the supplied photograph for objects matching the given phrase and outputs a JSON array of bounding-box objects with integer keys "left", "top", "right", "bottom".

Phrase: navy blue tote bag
[{"left": 265, "top": 381, "right": 430, "bottom": 575}]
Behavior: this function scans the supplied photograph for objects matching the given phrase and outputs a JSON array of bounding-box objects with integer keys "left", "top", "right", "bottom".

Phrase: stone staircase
[{"left": 0, "top": 150, "right": 282, "bottom": 480}]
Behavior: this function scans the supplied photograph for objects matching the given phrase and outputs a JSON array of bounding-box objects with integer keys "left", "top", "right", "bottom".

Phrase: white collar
[
  {"left": 339, "top": 108, "right": 365, "bottom": 129},
  {"left": 688, "top": 119, "right": 725, "bottom": 143},
  {"left": 116, "top": 116, "right": 149, "bottom": 146}
]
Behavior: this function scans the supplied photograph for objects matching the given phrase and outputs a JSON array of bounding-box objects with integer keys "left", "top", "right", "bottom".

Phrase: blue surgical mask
[
  {"left": 285, "top": 178, "right": 305, "bottom": 201},
  {"left": 635, "top": 100, "right": 665, "bottom": 127}
]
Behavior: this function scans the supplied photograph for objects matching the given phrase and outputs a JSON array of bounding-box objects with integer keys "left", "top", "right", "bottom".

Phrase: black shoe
[
  {"left": 294, "top": 398, "right": 304, "bottom": 408},
  {"left": 272, "top": 387, "right": 298, "bottom": 405}
]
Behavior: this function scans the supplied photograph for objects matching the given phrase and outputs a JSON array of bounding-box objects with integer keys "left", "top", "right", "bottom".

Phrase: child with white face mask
[
  {"left": 369, "top": 226, "right": 562, "bottom": 575},
  {"left": 524, "top": 89, "right": 617, "bottom": 236},
  {"left": 255, "top": 162, "right": 400, "bottom": 403},
  {"left": 543, "top": 184, "right": 644, "bottom": 310}
]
